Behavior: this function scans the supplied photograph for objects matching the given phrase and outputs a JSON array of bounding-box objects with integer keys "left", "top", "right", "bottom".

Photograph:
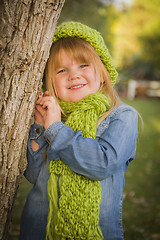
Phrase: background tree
[{"left": 0, "top": 0, "right": 65, "bottom": 239}]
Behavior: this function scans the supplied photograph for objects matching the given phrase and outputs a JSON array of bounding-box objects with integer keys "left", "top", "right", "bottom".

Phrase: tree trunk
[{"left": 0, "top": 0, "right": 65, "bottom": 239}]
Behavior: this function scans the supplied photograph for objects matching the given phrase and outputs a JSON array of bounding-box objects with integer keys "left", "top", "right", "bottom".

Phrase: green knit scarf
[{"left": 46, "top": 92, "right": 111, "bottom": 240}]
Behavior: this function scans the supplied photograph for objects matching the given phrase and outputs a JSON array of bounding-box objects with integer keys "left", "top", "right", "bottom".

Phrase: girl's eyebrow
[{"left": 56, "top": 65, "right": 65, "bottom": 69}]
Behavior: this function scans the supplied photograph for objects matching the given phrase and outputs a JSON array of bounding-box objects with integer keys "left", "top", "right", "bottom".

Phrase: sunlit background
[{"left": 9, "top": 0, "right": 160, "bottom": 239}]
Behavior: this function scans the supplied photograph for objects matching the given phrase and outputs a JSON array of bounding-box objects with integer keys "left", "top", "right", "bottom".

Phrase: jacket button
[{"left": 36, "top": 128, "right": 41, "bottom": 134}]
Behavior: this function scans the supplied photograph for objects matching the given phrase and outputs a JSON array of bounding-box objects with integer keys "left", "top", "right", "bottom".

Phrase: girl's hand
[
  {"left": 34, "top": 108, "right": 44, "bottom": 126},
  {"left": 34, "top": 91, "right": 49, "bottom": 125},
  {"left": 36, "top": 91, "right": 61, "bottom": 129}
]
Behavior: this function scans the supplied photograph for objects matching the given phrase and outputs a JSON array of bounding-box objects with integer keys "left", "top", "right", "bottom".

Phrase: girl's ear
[
  {"left": 99, "top": 81, "right": 104, "bottom": 91},
  {"left": 100, "top": 75, "right": 105, "bottom": 84}
]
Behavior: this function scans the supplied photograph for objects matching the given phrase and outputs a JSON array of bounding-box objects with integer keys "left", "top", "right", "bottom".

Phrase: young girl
[{"left": 19, "top": 22, "right": 138, "bottom": 240}]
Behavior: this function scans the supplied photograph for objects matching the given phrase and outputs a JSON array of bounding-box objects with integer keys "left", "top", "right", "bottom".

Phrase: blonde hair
[{"left": 45, "top": 37, "right": 121, "bottom": 126}]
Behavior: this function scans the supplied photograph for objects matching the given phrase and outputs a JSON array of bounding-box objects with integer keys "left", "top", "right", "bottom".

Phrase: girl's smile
[
  {"left": 69, "top": 84, "right": 87, "bottom": 90},
  {"left": 54, "top": 50, "right": 102, "bottom": 102}
]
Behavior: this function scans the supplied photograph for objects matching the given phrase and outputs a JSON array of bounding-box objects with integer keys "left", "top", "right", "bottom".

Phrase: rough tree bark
[{"left": 0, "top": 0, "right": 65, "bottom": 239}]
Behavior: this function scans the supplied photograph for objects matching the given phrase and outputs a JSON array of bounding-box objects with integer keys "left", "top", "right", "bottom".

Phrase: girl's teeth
[{"left": 71, "top": 85, "right": 83, "bottom": 89}]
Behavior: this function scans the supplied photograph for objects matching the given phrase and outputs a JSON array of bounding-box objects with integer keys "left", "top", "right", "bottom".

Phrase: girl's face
[{"left": 54, "top": 50, "right": 102, "bottom": 102}]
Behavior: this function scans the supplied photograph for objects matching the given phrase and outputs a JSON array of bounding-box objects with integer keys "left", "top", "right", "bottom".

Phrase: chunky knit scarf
[{"left": 46, "top": 92, "right": 111, "bottom": 240}]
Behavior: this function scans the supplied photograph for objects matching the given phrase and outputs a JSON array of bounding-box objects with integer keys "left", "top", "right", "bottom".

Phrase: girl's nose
[{"left": 69, "top": 69, "right": 80, "bottom": 81}]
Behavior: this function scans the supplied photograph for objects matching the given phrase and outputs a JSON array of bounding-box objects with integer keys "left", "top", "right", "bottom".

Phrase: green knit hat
[{"left": 53, "top": 21, "right": 118, "bottom": 86}]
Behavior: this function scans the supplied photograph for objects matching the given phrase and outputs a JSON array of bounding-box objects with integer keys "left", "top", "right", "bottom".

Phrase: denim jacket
[{"left": 19, "top": 104, "right": 138, "bottom": 240}]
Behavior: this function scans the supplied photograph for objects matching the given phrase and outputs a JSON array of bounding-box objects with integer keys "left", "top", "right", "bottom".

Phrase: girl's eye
[
  {"left": 80, "top": 64, "right": 88, "bottom": 69},
  {"left": 57, "top": 69, "right": 66, "bottom": 74}
]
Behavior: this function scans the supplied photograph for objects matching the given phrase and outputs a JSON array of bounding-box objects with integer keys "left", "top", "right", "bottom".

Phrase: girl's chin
[
  {"left": 59, "top": 89, "right": 99, "bottom": 102},
  {"left": 68, "top": 94, "right": 90, "bottom": 102}
]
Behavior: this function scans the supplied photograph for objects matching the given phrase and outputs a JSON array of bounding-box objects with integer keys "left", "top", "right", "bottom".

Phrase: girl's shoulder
[
  {"left": 107, "top": 103, "right": 137, "bottom": 119},
  {"left": 97, "top": 104, "right": 138, "bottom": 136}
]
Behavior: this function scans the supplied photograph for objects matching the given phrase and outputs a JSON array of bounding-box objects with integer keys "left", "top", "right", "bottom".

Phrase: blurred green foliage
[
  {"left": 115, "top": 0, "right": 160, "bottom": 81},
  {"left": 138, "top": 0, "right": 160, "bottom": 73},
  {"left": 58, "top": 0, "right": 118, "bottom": 52}
]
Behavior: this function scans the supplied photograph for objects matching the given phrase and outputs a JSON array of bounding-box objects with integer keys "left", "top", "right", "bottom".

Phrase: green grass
[
  {"left": 122, "top": 98, "right": 160, "bottom": 240},
  {"left": 9, "top": 98, "right": 160, "bottom": 240},
  {"left": 8, "top": 178, "right": 32, "bottom": 240}
]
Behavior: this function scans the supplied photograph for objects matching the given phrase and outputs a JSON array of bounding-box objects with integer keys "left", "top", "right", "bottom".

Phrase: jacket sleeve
[
  {"left": 44, "top": 105, "right": 138, "bottom": 181},
  {"left": 24, "top": 123, "right": 48, "bottom": 184}
]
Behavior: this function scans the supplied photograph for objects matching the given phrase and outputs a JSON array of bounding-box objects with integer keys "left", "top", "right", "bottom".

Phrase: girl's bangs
[{"left": 52, "top": 38, "right": 97, "bottom": 70}]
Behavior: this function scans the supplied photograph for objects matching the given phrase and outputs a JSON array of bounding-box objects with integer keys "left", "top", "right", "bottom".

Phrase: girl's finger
[
  {"left": 36, "top": 97, "right": 44, "bottom": 105},
  {"left": 43, "top": 91, "right": 49, "bottom": 97},
  {"left": 41, "top": 100, "right": 52, "bottom": 109},
  {"left": 36, "top": 95, "right": 50, "bottom": 105},
  {"left": 36, "top": 104, "right": 46, "bottom": 116},
  {"left": 37, "top": 96, "right": 55, "bottom": 106},
  {"left": 35, "top": 108, "right": 43, "bottom": 116}
]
